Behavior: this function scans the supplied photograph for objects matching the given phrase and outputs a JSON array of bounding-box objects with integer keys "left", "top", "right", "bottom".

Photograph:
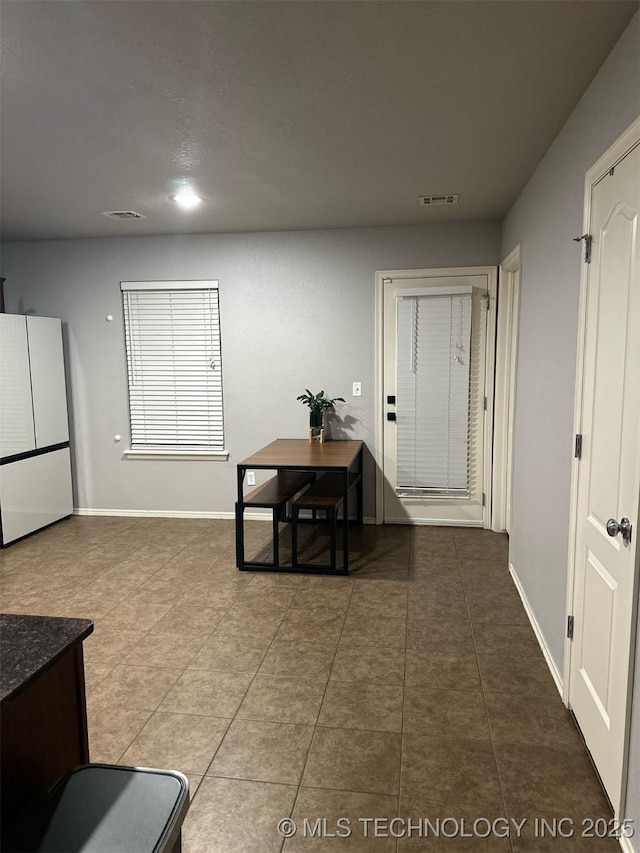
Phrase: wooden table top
[{"left": 239, "top": 439, "right": 363, "bottom": 469}]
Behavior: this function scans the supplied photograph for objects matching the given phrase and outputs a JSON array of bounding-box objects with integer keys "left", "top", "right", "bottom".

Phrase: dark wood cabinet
[{"left": 0, "top": 615, "right": 93, "bottom": 831}]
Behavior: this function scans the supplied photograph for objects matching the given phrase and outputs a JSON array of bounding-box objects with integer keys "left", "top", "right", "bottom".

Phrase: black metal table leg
[
  {"left": 330, "top": 508, "right": 337, "bottom": 572},
  {"left": 235, "top": 466, "right": 246, "bottom": 568},
  {"left": 342, "top": 467, "right": 349, "bottom": 573},
  {"left": 356, "top": 445, "right": 364, "bottom": 525},
  {"left": 272, "top": 505, "right": 280, "bottom": 566},
  {"left": 291, "top": 504, "right": 300, "bottom": 568}
]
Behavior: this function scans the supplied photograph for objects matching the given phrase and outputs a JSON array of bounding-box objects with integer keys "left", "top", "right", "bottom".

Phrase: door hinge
[
  {"left": 573, "top": 234, "right": 592, "bottom": 264},
  {"left": 567, "top": 615, "right": 574, "bottom": 640},
  {"left": 482, "top": 492, "right": 486, "bottom": 507},
  {"left": 575, "top": 434, "right": 582, "bottom": 459},
  {"left": 483, "top": 396, "right": 487, "bottom": 411}
]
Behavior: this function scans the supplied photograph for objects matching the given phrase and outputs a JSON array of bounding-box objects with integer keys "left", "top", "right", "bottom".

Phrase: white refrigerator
[{"left": 0, "top": 314, "right": 73, "bottom": 546}]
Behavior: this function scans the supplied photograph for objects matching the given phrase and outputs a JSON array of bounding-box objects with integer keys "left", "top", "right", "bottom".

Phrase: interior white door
[
  {"left": 382, "top": 272, "right": 492, "bottom": 525},
  {"left": 569, "top": 140, "right": 640, "bottom": 812}
]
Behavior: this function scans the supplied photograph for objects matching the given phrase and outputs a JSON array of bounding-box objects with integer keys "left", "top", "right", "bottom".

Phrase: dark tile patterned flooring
[{"left": 0, "top": 517, "right": 617, "bottom": 851}]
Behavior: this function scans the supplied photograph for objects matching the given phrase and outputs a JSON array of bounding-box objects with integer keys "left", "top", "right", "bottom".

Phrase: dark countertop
[{"left": 0, "top": 614, "right": 93, "bottom": 703}]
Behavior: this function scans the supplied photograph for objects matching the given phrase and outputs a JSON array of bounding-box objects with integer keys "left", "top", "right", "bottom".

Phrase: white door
[
  {"left": 380, "top": 268, "right": 496, "bottom": 525},
  {"left": 569, "top": 136, "right": 640, "bottom": 812}
]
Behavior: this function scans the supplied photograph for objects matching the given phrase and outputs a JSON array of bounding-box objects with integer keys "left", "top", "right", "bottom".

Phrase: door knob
[{"left": 606, "top": 517, "right": 632, "bottom": 543}]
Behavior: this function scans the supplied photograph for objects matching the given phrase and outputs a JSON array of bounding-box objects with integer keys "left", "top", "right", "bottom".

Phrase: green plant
[{"left": 297, "top": 389, "right": 345, "bottom": 423}]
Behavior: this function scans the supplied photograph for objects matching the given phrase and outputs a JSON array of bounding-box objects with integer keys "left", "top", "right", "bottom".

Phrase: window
[
  {"left": 120, "top": 280, "right": 227, "bottom": 459},
  {"left": 395, "top": 285, "right": 472, "bottom": 495}
]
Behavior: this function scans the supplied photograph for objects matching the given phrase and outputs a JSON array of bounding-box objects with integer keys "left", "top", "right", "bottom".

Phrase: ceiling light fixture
[{"left": 170, "top": 188, "right": 202, "bottom": 210}]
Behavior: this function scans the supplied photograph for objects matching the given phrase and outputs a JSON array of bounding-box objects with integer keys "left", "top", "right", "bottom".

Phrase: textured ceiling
[{"left": 1, "top": 0, "right": 638, "bottom": 240}]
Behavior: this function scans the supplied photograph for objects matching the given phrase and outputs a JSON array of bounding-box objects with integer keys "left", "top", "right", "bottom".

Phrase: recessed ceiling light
[{"left": 170, "top": 189, "right": 202, "bottom": 210}]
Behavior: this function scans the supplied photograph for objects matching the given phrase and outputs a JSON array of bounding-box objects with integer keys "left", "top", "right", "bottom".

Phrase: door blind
[
  {"left": 121, "top": 281, "right": 224, "bottom": 450},
  {"left": 396, "top": 288, "right": 472, "bottom": 495}
]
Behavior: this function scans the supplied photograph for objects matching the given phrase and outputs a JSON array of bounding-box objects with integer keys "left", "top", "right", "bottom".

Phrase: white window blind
[
  {"left": 121, "top": 281, "right": 225, "bottom": 451},
  {"left": 396, "top": 287, "right": 472, "bottom": 495}
]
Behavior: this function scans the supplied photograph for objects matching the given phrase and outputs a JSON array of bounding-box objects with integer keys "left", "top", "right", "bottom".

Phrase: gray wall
[
  {"left": 0, "top": 221, "right": 500, "bottom": 518},
  {"left": 501, "top": 11, "right": 639, "bottom": 840}
]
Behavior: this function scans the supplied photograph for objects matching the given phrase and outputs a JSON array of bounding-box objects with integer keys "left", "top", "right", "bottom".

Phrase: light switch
[{"left": 353, "top": 382, "right": 362, "bottom": 397}]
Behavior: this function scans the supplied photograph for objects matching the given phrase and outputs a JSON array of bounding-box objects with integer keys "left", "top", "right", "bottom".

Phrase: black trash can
[{"left": 2, "top": 764, "right": 189, "bottom": 853}]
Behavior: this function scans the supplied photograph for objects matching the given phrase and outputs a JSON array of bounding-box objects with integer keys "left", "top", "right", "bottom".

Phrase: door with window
[{"left": 380, "top": 268, "right": 496, "bottom": 525}]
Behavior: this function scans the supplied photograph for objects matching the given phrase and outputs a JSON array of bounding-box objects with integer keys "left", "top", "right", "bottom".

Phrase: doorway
[
  {"left": 375, "top": 267, "right": 497, "bottom": 526},
  {"left": 492, "top": 246, "right": 521, "bottom": 534},
  {"left": 566, "top": 118, "right": 640, "bottom": 815}
]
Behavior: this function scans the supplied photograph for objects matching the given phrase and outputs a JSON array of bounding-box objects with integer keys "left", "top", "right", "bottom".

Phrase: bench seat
[
  {"left": 293, "top": 473, "right": 359, "bottom": 508},
  {"left": 291, "top": 473, "right": 360, "bottom": 572},
  {"left": 236, "top": 470, "right": 315, "bottom": 569}
]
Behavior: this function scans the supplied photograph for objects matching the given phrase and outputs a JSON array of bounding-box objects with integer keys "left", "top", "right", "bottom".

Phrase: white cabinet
[
  {"left": 27, "top": 316, "right": 70, "bottom": 448},
  {"left": 0, "top": 449, "right": 73, "bottom": 545},
  {"left": 0, "top": 315, "right": 36, "bottom": 457},
  {"left": 0, "top": 314, "right": 73, "bottom": 546}
]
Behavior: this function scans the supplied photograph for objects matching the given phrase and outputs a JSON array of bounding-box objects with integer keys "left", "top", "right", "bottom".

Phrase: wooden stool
[{"left": 291, "top": 473, "right": 359, "bottom": 573}]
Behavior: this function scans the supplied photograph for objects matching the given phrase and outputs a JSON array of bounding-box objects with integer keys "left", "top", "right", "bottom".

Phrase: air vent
[
  {"left": 101, "top": 210, "right": 146, "bottom": 220},
  {"left": 419, "top": 194, "right": 459, "bottom": 206}
]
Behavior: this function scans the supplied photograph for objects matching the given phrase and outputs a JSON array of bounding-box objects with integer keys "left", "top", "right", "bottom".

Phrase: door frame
[
  {"left": 374, "top": 266, "right": 498, "bottom": 526},
  {"left": 564, "top": 115, "right": 640, "bottom": 817},
  {"left": 491, "top": 245, "right": 521, "bottom": 533}
]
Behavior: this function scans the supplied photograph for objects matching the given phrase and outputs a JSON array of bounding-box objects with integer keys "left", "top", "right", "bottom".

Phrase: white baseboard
[
  {"left": 384, "top": 517, "right": 483, "bottom": 527},
  {"left": 509, "top": 562, "right": 564, "bottom": 699},
  {"left": 618, "top": 832, "right": 637, "bottom": 853},
  {"left": 74, "top": 507, "right": 266, "bottom": 521},
  {"left": 74, "top": 508, "right": 377, "bottom": 524}
]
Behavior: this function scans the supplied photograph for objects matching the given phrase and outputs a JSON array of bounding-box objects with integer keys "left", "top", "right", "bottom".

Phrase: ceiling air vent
[
  {"left": 101, "top": 210, "right": 146, "bottom": 220},
  {"left": 419, "top": 194, "right": 459, "bottom": 206}
]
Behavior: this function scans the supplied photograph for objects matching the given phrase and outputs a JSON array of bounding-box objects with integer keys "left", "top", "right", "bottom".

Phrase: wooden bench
[
  {"left": 291, "top": 472, "right": 360, "bottom": 572},
  {"left": 236, "top": 470, "right": 315, "bottom": 569}
]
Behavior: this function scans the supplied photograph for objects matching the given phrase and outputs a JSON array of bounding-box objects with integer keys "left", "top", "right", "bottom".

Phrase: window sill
[{"left": 123, "top": 449, "right": 229, "bottom": 461}]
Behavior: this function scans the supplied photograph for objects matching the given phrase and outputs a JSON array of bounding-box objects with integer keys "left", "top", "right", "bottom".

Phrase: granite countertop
[{"left": 0, "top": 613, "right": 93, "bottom": 703}]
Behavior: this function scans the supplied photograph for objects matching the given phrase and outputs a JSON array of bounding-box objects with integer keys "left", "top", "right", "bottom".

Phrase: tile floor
[{"left": 0, "top": 516, "right": 619, "bottom": 851}]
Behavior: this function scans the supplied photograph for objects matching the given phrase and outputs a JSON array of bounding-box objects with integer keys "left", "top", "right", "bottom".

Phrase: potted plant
[{"left": 297, "top": 389, "right": 345, "bottom": 430}]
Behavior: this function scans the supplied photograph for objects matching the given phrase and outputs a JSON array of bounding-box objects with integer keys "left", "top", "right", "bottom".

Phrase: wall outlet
[
  {"left": 353, "top": 381, "right": 362, "bottom": 397},
  {"left": 246, "top": 471, "right": 256, "bottom": 486}
]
